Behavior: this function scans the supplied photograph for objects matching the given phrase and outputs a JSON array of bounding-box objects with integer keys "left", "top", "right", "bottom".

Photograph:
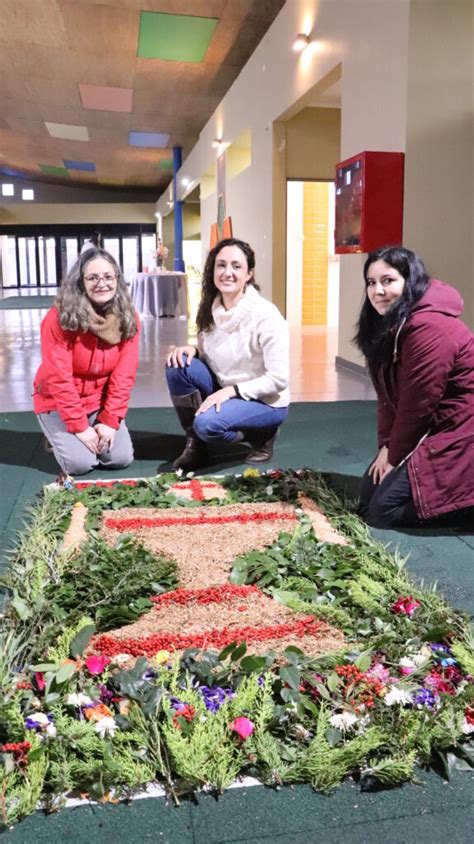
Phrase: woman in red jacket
[
  {"left": 354, "top": 245, "right": 474, "bottom": 528},
  {"left": 34, "top": 248, "right": 140, "bottom": 476}
]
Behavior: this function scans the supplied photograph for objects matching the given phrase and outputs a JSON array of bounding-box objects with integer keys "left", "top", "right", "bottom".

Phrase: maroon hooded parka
[{"left": 375, "top": 280, "right": 474, "bottom": 519}]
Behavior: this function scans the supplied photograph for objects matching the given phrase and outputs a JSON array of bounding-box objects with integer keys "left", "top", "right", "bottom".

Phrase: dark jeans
[{"left": 358, "top": 462, "right": 418, "bottom": 528}]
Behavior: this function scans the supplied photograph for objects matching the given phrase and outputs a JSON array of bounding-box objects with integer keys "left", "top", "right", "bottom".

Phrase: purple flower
[
  {"left": 170, "top": 696, "right": 186, "bottom": 713},
  {"left": 199, "top": 686, "right": 234, "bottom": 713},
  {"left": 412, "top": 688, "right": 437, "bottom": 707},
  {"left": 431, "top": 644, "right": 450, "bottom": 654},
  {"left": 98, "top": 684, "right": 114, "bottom": 702}
]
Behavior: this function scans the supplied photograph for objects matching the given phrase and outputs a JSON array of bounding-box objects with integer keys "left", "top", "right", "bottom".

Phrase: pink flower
[
  {"left": 34, "top": 672, "right": 46, "bottom": 691},
  {"left": 391, "top": 596, "right": 421, "bottom": 616},
  {"left": 85, "top": 655, "right": 110, "bottom": 675},
  {"left": 230, "top": 716, "right": 254, "bottom": 740},
  {"left": 366, "top": 663, "right": 390, "bottom": 683}
]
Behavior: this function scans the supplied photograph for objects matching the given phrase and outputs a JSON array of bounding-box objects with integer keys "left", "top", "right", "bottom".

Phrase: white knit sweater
[{"left": 198, "top": 285, "right": 290, "bottom": 407}]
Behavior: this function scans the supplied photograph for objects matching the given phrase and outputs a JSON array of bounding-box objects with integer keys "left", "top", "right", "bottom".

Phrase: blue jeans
[{"left": 165, "top": 357, "right": 288, "bottom": 443}]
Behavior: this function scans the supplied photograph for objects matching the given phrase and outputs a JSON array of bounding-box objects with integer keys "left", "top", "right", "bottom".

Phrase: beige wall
[
  {"left": 286, "top": 108, "right": 341, "bottom": 180},
  {"left": 403, "top": 0, "right": 473, "bottom": 328},
  {"left": 0, "top": 203, "right": 156, "bottom": 225}
]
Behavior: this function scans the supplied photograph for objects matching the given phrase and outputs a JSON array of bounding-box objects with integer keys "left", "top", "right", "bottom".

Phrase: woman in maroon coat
[{"left": 354, "top": 245, "right": 474, "bottom": 528}]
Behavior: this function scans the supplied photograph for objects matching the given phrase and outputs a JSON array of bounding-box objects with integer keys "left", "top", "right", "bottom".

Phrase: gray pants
[{"left": 37, "top": 410, "right": 134, "bottom": 476}]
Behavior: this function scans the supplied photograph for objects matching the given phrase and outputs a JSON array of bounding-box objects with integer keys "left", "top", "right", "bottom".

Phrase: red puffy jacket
[
  {"left": 33, "top": 307, "right": 140, "bottom": 434},
  {"left": 374, "top": 280, "right": 474, "bottom": 519}
]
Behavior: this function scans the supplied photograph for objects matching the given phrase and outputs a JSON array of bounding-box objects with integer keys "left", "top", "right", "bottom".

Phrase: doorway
[{"left": 286, "top": 180, "right": 339, "bottom": 327}]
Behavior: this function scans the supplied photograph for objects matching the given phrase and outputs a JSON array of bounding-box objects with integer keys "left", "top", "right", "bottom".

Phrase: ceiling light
[
  {"left": 212, "top": 138, "right": 222, "bottom": 148},
  {"left": 166, "top": 200, "right": 174, "bottom": 206},
  {"left": 22, "top": 189, "right": 34, "bottom": 201},
  {"left": 181, "top": 177, "right": 190, "bottom": 187},
  {"left": 293, "top": 33, "right": 310, "bottom": 52},
  {"left": 2, "top": 184, "right": 14, "bottom": 196}
]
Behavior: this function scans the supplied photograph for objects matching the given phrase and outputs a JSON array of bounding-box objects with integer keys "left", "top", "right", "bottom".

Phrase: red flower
[{"left": 391, "top": 596, "right": 421, "bottom": 616}]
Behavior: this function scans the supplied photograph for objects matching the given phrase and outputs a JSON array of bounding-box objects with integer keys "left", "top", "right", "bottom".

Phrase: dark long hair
[
  {"left": 196, "top": 238, "right": 259, "bottom": 332},
  {"left": 353, "top": 245, "right": 430, "bottom": 376},
  {"left": 55, "top": 248, "right": 137, "bottom": 339}
]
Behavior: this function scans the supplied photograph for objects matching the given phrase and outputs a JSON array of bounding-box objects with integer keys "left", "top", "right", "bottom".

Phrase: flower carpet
[{"left": 0, "top": 469, "right": 473, "bottom": 829}]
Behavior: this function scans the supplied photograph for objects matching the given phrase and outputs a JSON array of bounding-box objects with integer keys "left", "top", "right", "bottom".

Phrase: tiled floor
[{"left": 0, "top": 288, "right": 375, "bottom": 413}]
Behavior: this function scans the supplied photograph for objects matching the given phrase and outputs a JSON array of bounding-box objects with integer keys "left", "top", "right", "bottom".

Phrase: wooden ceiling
[{"left": 0, "top": 0, "right": 285, "bottom": 194}]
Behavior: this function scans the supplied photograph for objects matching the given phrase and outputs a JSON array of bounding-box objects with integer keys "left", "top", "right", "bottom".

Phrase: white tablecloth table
[{"left": 129, "top": 272, "right": 188, "bottom": 318}]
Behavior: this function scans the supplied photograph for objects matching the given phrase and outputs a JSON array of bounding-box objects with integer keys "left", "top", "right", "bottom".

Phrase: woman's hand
[
  {"left": 94, "top": 423, "right": 116, "bottom": 453},
  {"left": 196, "top": 386, "right": 237, "bottom": 415},
  {"left": 166, "top": 345, "right": 197, "bottom": 368},
  {"left": 76, "top": 426, "right": 100, "bottom": 454},
  {"left": 368, "top": 445, "right": 394, "bottom": 485}
]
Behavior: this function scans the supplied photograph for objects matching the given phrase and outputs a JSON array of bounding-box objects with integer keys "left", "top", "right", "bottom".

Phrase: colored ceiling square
[
  {"left": 79, "top": 84, "right": 133, "bottom": 113},
  {"left": 63, "top": 160, "right": 96, "bottom": 172},
  {"left": 137, "top": 11, "right": 218, "bottom": 62},
  {"left": 129, "top": 131, "right": 170, "bottom": 148},
  {"left": 158, "top": 159, "right": 173, "bottom": 169},
  {"left": 45, "top": 123, "right": 89, "bottom": 141},
  {"left": 40, "top": 164, "right": 70, "bottom": 178}
]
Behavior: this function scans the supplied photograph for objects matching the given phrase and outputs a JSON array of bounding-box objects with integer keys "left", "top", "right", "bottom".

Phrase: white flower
[
  {"left": 66, "top": 693, "right": 93, "bottom": 707},
  {"left": 45, "top": 723, "right": 57, "bottom": 737},
  {"left": 461, "top": 718, "right": 474, "bottom": 735},
  {"left": 399, "top": 657, "right": 416, "bottom": 669},
  {"left": 384, "top": 687, "right": 413, "bottom": 706},
  {"left": 175, "top": 468, "right": 183, "bottom": 478},
  {"left": 329, "top": 711, "right": 358, "bottom": 731},
  {"left": 114, "top": 653, "right": 131, "bottom": 666},
  {"left": 94, "top": 716, "right": 117, "bottom": 738},
  {"left": 30, "top": 712, "right": 50, "bottom": 727}
]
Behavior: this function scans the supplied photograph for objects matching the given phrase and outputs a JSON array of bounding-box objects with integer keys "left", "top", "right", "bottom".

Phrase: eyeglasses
[{"left": 83, "top": 273, "right": 117, "bottom": 284}]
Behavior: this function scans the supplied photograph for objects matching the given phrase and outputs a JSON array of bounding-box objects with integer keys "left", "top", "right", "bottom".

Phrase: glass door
[
  {"left": 38, "top": 236, "right": 57, "bottom": 287},
  {"left": 18, "top": 237, "right": 38, "bottom": 287}
]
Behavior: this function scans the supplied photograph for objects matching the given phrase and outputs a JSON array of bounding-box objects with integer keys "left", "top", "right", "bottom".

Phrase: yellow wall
[{"left": 302, "top": 182, "right": 329, "bottom": 325}]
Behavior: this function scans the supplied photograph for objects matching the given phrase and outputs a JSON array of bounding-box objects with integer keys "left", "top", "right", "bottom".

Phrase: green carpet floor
[
  {"left": 0, "top": 295, "right": 55, "bottom": 309},
  {"left": 1, "top": 402, "right": 473, "bottom": 843}
]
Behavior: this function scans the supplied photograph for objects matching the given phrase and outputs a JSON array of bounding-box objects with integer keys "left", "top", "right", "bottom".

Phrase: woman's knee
[
  {"left": 193, "top": 411, "right": 228, "bottom": 442},
  {"left": 58, "top": 450, "right": 97, "bottom": 476}
]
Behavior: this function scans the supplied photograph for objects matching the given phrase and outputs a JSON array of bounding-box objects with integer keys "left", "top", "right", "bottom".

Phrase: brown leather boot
[
  {"left": 245, "top": 429, "right": 278, "bottom": 464},
  {"left": 170, "top": 390, "right": 208, "bottom": 471}
]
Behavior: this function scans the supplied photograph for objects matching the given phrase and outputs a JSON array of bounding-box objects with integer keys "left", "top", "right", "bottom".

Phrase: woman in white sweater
[{"left": 166, "top": 238, "right": 290, "bottom": 471}]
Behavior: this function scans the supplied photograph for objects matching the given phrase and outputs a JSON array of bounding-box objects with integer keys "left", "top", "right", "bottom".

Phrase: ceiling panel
[{"left": 0, "top": 0, "right": 286, "bottom": 191}]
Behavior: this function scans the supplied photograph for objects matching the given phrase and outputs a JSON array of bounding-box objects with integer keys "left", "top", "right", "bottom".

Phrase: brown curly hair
[{"left": 55, "top": 248, "right": 137, "bottom": 339}]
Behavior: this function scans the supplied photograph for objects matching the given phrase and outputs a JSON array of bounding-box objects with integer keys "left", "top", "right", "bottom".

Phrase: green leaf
[
  {"left": 325, "top": 727, "right": 343, "bottom": 746},
  {"left": 326, "top": 672, "right": 340, "bottom": 693},
  {"left": 240, "top": 655, "right": 268, "bottom": 673},
  {"left": 70, "top": 623, "right": 96, "bottom": 658},
  {"left": 218, "top": 641, "right": 239, "bottom": 660},
  {"left": 54, "top": 662, "right": 77, "bottom": 685},
  {"left": 231, "top": 642, "right": 248, "bottom": 662},
  {"left": 279, "top": 665, "right": 300, "bottom": 690},
  {"left": 11, "top": 595, "right": 32, "bottom": 621},
  {"left": 355, "top": 649, "right": 373, "bottom": 672}
]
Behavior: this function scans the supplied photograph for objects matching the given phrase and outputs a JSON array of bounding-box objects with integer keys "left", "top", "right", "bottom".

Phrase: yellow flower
[
  {"left": 153, "top": 650, "right": 170, "bottom": 666},
  {"left": 243, "top": 468, "right": 261, "bottom": 478}
]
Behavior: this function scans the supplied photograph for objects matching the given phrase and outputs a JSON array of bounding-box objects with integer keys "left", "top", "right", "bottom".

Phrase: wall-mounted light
[
  {"left": 212, "top": 138, "right": 222, "bottom": 148},
  {"left": 181, "top": 177, "right": 191, "bottom": 187},
  {"left": 166, "top": 200, "right": 174, "bottom": 206},
  {"left": 1, "top": 184, "right": 14, "bottom": 196},
  {"left": 22, "top": 189, "right": 34, "bottom": 201},
  {"left": 293, "top": 32, "right": 310, "bottom": 52}
]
